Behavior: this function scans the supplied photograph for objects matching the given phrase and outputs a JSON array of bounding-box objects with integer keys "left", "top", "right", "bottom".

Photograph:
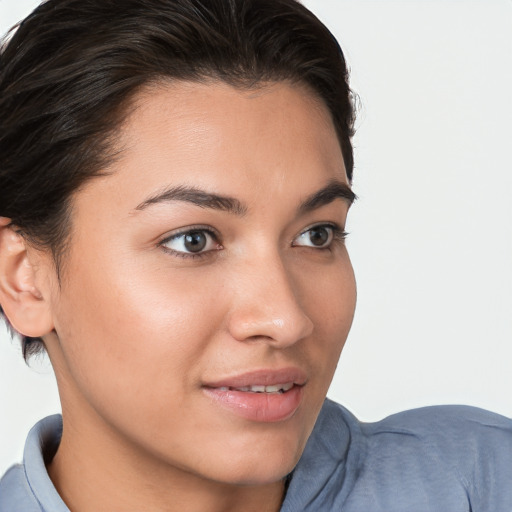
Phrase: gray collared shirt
[{"left": 2, "top": 400, "right": 512, "bottom": 511}]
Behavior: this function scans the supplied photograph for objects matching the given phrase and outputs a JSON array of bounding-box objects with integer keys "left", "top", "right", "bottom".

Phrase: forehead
[
  {"left": 73, "top": 80, "right": 347, "bottom": 216},
  {"left": 125, "top": 80, "right": 338, "bottom": 144}
]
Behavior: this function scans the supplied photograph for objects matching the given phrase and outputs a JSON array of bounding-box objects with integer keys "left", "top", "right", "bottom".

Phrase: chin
[
  {"left": 195, "top": 427, "right": 308, "bottom": 486},
  {"left": 211, "top": 456, "right": 300, "bottom": 487}
]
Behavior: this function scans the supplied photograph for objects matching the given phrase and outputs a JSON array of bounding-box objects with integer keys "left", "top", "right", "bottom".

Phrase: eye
[
  {"left": 160, "top": 228, "right": 221, "bottom": 256},
  {"left": 293, "top": 224, "right": 346, "bottom": 249}
]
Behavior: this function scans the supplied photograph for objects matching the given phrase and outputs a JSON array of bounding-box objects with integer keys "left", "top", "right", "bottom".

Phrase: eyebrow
[
  {"left": 134, "top": 180, "right": 356, "bottom": 215},
  {"left": 134, "top": 185, "right": 248, "bottom": 215},
  {"left": 298, "top": 180, "right": 357, "bottom": 214}
]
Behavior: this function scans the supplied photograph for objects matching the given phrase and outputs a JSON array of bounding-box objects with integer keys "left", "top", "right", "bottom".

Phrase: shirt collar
[{"left": 24, "top": 414, "right": 69, "bottom": 511}]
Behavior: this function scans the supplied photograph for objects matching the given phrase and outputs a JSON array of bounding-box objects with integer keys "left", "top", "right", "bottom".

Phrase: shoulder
[
  {"left": 371, "top": 403, "right": 512, "bottom": 432},
  {"left": 354, "top": 405, "right": 512, "bottom": 510},
  {"left": 291, "top": 401, "right": 512, "bottom": 478},
  {"left": 0, "top": 464, "right": 43, "bottom": 512},
  {"left": 365, "top": 404, "right": 512, "bottom": 458},
  {"left": 285, "top": 401, "right": 512, "bottom": 511}
]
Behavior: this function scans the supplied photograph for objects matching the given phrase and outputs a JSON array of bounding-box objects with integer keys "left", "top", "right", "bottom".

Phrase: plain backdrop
[{"left": 1, "top": 0, "right": 511, "bottom": 475}]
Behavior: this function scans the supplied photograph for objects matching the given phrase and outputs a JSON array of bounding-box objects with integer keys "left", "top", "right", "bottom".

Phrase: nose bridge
[{"left": 227, "top": 247, "right": 314, "bottom": 347}]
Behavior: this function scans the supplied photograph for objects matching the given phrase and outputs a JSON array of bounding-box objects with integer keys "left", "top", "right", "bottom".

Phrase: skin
[{"left": 0, "top": 81, "right": 356, "bottom": 511}]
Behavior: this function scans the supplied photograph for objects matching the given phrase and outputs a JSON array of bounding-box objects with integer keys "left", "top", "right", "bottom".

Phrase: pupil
[
  {"left": 309, "top": 227, "right": 329, "bottom": 246},
  {"left": 184, "top": 231, "right": 207, "bottom": 252}
]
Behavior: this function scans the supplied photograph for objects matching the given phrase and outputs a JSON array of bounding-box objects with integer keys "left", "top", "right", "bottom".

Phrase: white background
[{"left": 1, "top": 0, "right": 511, "bottom": 475}]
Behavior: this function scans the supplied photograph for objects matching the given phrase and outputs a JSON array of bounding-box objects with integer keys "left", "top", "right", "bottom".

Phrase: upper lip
[{"left": 203, "top": 367, "right": 308, "bottom": 389}]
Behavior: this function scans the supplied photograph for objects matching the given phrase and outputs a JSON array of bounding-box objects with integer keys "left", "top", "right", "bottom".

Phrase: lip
[
  {"left": 202, "top": 367, "right": 307, "bottom": 423},
  {"left": 203, "top": 367, "right": 308, "bottom": 389}
]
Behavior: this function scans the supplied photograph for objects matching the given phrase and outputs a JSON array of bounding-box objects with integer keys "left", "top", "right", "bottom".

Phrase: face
[{"left": 43, "top": 81, "right": 356, "bottom": 485}]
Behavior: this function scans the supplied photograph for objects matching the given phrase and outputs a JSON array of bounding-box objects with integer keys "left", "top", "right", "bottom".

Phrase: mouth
[
  {"left": 202, "top": 368, "right": 306, "bottom": 422},
  {"left": 213, "top": 382, "right": 295, "bottom": 394}
]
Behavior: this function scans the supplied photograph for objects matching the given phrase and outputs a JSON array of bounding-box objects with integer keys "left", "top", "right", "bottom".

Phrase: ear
[{"left": 0, "top": 218, "right": 55, "bottom": 338}]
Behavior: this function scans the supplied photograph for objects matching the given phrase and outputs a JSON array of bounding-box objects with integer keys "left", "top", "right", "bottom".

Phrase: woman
[{"left": 0, "top": 1, "right": 511, "bottom": 511}]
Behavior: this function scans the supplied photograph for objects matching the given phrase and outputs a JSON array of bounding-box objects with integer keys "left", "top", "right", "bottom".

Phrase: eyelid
[{"left": 159, "top": 224, "right": 220, "bottom": 242}]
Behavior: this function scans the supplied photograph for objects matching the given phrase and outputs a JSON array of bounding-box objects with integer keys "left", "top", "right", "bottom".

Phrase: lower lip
[{"left": 203, "top": 385, "right": 304, "bottom": 422}]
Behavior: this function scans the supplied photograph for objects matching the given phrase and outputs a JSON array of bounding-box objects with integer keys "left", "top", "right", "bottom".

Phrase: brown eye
[
  {"left": 184, "top": 231, "right": 207, "bottom": 252},
  {"left": 293, "top": 225, "right": 334, "bottom": 248},
  {"left": 161, "top": 228, "right": 219, "bottom": 256},
  {"left": 308, "top": 226, "right": 330, "bottom": 246}
]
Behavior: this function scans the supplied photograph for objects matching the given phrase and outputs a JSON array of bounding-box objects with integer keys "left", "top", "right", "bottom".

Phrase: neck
[{"left": 47, "top": 409, "right": 286, "bottom": 512}]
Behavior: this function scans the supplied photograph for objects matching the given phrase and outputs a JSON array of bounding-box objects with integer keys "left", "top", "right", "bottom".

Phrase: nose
[{"left": 226, "top": 254, "right": 314, "bottom": 348}]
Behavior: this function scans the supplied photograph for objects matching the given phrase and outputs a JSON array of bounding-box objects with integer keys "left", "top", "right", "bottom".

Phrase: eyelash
[{"left": 158, "top": 223, "right": 348, "bottom": 260}]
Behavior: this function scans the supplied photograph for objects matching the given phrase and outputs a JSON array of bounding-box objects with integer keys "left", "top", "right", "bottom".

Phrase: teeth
[
  {"left": 225, "top": 382, "right": 294, "bottom": 394},
  {"left": 264, "top": 384, "right": 284, "bottom": 393}
]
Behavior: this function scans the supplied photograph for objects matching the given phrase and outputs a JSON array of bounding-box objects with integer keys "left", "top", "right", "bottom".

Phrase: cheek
[
  {"left": 52, "top": 253, "right": 227, "bottom": 425},
  {"left": 306, "top": 251, "right": 355, "bottom": 323},
  {"left": 300, "top": 252, "right": 356, "bottom": 382}
]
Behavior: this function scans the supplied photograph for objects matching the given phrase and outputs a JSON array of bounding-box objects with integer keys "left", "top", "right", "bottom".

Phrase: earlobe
[{"left": 0, "top": 218, "right": 54, "bottom": 338}]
